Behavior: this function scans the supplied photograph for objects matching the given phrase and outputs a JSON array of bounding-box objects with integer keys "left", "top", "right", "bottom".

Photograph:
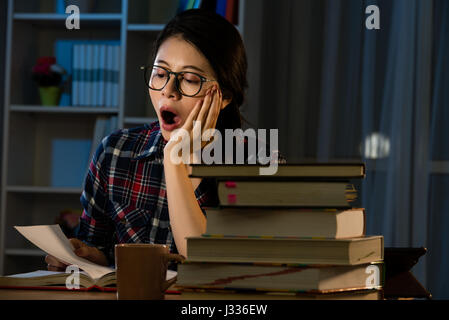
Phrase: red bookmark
[
  {"left": 227, "top": 194, "right": 237, "bottom": 204},
  {"left": 225, "top": 181, "right": 237, "bottom": 188}
]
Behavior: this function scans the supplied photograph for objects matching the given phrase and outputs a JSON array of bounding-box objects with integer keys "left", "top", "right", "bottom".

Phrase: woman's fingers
[
  {"left": 181, "top": 99, "right": 202, "bottom": 133},
  {"left": 204, "top": 87, "right": 221, "bottom": 132},
  {"left": 196, "top": 87, "right": 214, "bottom": 126},
  {"left": 45, "top": 254, "right": 68, "bottom": 271},
  {"left": 70, "top": 238, "right": 109, "bottom": 266}
]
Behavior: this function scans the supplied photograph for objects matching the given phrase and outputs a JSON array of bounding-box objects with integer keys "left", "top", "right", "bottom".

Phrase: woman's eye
[{"left": 182, "top": 74, "right": 201, "bottom": 84}]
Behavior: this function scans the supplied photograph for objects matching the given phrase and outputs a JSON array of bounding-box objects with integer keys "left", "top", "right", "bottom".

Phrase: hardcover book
[
  {"left": 186, "top": 235, "right": 384, "bottom": 265},
  {"left": 176, "top": 261, "right": 383, "bottom": 293},
  {"left": 204, "top": 207, "right": 366, "bottom": 239},
  {"left": 189, "top": 163, "right": 366, "bottom": 179}
]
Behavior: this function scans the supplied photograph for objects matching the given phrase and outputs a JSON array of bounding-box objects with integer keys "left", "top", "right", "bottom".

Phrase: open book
[{"left": 0, "top": 225, "right": 176, "bottom": 291}]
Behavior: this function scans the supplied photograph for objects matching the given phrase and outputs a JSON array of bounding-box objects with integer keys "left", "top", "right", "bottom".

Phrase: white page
[
  {"left": 7, "top": 269, "right": 176, "bottom": 282},
  {"left": 14, "top": 225, "right": 114, "bottom": 280},
  {"left": 6, "top": 270, "right": 63, "bottom": 278}
]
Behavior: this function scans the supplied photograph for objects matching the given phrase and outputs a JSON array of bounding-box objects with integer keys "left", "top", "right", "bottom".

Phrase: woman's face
[{"left": 149, "top": 35, "right": 218, "bottom": 141}]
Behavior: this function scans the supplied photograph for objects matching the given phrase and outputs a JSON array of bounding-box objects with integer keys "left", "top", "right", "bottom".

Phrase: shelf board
[
  {"left": 124, "top": 117, "right": 158, "bottom": 125},
  {"left": 127, "top": 24, "right": 165, "bottom": 32},
  {"left": 13, "top": 13, "right": 123, "bottom": 27},
  {"left": 5, "top": 249, "right": 46, "bottom": 257},
  {"left": 14, "top": 13, "right": 123, "bottom": 21},
  {"left": 7, "top": 186, "right": 83, "bottom": 194},
  {"left": 10, "top": 105, "right": 120, "bottom": 114}
]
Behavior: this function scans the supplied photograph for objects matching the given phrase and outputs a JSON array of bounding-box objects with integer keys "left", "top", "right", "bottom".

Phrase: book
[
  {"left": 98, "top": 45, "right": 106, "bottom": 107},
  {"left": 2, "top": 225, "right": 177, "bottom": 291},
  {"left": 189, "top": 163, "right": 366, "bottom": 179},
  {"left": 79, "top": 44, "right": 86, "bottom": 106},
  {"left": 178, "top": 287, "right": 383, "bottom": 300},
  {"left": 225, "top": 0, "right": 238, "bottom": 24},
  {"left": 0, "top": 270, "right": 116, "bottom": 292},
  {"left": 113, "top": 45, "right": 121, "bottom": 107},
  {"left": 217, "top": 180, "right": 357, "bottom": 207},
  {"left": 215, "top": 0, "right": 227, "bottom": 17},
  {"left": 105, "top": 45, "right": 113, "bottom": 107},
  {"left": 176, "top": 261, "right": 383, "bottom": 292},
  {"left": 186, "top": 235, "right": 384, "bottom": 265},
  {"left": 204, "top": 207, "right": 366, "bottom": 239},
  {"left": 0, "top": 269, "right": 178, "bottom": 292},
  {"left": 92, "top": 44, "right": 100, "bottom": 106},
  {"left": 54, "top": 40, "right": 73, "bottom": 106},
  {"left": 72, "top": 44, "right": 81, "bottom": 106},
  {"left": 86, "top": 44, "right": 93, "bottom": 106}
]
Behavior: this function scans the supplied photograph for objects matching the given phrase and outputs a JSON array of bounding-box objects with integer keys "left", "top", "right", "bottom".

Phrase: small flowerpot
[{"left": 38, "top": 86, "right": 61, "bottom": 106}]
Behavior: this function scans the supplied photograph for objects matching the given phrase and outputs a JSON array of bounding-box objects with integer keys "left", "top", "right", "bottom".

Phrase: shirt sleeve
[
  {"left": 77, "top": 136, "right": 115, "bottom": 266},
  {"left": 194, "top": 178, "right": 219, "bottom": 217}
]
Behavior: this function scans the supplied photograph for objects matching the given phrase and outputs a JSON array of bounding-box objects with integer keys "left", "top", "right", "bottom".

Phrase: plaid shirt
[{"left": 77, "top": 121, "right": 217, "bottom": 267}]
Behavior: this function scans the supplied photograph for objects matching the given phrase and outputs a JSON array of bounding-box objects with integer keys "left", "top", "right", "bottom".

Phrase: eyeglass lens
[{"left": 147, "top": 66, "right": 203, "bottom": 96}]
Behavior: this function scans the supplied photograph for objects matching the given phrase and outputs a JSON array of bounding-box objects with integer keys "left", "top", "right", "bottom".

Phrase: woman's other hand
[{"left": 45, "top": 238, "right": 108, "bottom": 271}]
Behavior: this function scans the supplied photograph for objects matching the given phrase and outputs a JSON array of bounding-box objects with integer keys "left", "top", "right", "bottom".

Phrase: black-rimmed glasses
[{"left": 141, "top": 65, "right": 216, "bottom": 97}]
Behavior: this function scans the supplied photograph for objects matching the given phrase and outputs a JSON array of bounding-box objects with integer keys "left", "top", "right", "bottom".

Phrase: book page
[
  {"left": 6, "top": 270, "right": 63, "bottom": 279},
  {"left": 14, "top": 225, "right": 114, "bottom": 280}
]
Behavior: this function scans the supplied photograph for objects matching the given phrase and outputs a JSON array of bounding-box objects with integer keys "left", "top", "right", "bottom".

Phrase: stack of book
[
  {"left": 54, "top": 40, "right": 120, "bottom": 108},
  {"left": 72, "top": 43, "right": 121, "bottom": 107},
  {"left": 175, "top": 163, "right": 384, "bottom": 300}
]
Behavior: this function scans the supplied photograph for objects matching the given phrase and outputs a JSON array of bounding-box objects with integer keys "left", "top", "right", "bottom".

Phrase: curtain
[{"left": 243, "top": 0, "right": 449, "bottom": 298}]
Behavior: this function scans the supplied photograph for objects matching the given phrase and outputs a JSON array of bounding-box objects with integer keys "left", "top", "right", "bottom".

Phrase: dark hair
[{"left": 151, "top": 9, "right": 248, "bottom": 133}]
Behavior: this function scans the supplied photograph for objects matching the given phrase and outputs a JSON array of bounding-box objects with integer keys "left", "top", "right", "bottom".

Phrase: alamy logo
[
  {"left": 365, "top": 264, "right": 381, "bottom": 288},
  {"left": 65, "top": 5, "right": 80, "bottom": 30},
  {"left": 65, "top": 265, "right": 80, "bottom": 290},
  {"left": 365, "top": 5, "right": 380, "bottom": 30},
  {"left": 168, "top": 121, "right": 280, "bottom": 175}
]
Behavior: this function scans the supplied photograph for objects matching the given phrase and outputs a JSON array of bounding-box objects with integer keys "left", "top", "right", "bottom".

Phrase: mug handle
[{"left": 162, "top": 253, "right": 186, "bottom": 292}]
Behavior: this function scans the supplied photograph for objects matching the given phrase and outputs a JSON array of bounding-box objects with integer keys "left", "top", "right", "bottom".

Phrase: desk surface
[
  {"left": 0, "top": 288, "right": 116, "bottom": 300},
  {"left": 0, "top": 288, "right": 182, "bottom": 300}
]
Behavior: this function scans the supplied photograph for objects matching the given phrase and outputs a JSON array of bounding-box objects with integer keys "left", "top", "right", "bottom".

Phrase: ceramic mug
[{"left": 115, "top": 243, "right": 185, "bottom": 300}]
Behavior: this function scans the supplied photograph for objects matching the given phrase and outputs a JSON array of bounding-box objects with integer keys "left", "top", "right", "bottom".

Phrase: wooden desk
[
  {"left": 0, "top": 288, "right": 181, "bottom": 300},
  {"left": 0, "top": 288, "right": 116, "bottom": 300}
]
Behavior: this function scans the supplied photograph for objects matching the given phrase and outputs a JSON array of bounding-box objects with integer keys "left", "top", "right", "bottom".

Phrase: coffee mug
[{"left": 115, "top": 243, "right": 185, "bottom": 300}]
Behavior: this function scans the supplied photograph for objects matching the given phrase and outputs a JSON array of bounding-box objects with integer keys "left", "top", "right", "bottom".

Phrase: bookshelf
[{"left": 0, "top": 0, "right": 246, "bottom": 275}]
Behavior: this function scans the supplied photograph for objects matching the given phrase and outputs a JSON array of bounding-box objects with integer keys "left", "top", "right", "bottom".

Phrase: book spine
[
  {"left": 113, "top": 45, "right": 120, "bottom": 107},
  {"left": 54, "top": 40, "right": 70, "bottom": 106},
  {"left": 93, "top": 44, "right": 100, "bottom": 106},
  {"left": 72, "top": 44, "right": 79, "bottom": 106},
  {"left": 98, "top": 45, "right": 106, "bottom": 107},
  {"left": 216, "top": 0, "right": 227, "bottom": 17},
  {"left": 105, "top": 45, "right": 112, "bottom": 107},
  {"left": 79, "top": 44, "right": 86, "bottom": 106},
  {"left": 86, "top": 44, "right": 93, "bottom": 106}
]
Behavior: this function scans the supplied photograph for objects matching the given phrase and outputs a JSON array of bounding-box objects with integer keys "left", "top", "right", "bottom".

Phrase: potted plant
[{"left": 32, "top": 56, "right": 66, "bottom": 106}]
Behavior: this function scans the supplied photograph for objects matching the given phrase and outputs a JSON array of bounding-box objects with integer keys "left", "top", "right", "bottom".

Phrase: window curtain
[{"left": 243, "top": 0, "right": 449, "bottom": 298}]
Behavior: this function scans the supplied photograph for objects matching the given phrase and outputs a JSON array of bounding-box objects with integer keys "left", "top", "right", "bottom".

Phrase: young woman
[{"left": 45, "top": 9, "right": 248, "bottom": 270}]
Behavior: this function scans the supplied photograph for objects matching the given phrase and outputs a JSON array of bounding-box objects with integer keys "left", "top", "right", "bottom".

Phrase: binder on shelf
[
  {"left": 99, "top": 45, "right": 107, "bottom": 107},
  {"left": 93, "top": 45, "right": 100, "bottom": 106},
  {"left": 85, "top": 44, "right": 93, "bottom": 106},
  {"left": 105, "top": 45, "right": 114, "bottom": 107},
  {"left": 113, "top": 45, "right": 121, "bottom": 107},
  {"left": 71, "top": 44, "right": 80, "bottom": 106}
]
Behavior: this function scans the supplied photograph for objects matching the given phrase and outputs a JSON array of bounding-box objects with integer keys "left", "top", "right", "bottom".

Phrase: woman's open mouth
[{"left": 160, "top": 106, "right": 182, "bottom": 131}]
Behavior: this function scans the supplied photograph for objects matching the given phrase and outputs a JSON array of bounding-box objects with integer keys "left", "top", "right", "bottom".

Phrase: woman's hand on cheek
[{"left": 164, "top": 85, "right": 222, "bottom": 163}]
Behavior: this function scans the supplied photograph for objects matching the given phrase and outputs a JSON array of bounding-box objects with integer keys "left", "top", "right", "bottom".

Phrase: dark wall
[{"left": 0, "top": 0, "right": 7, "bottom": 196}]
